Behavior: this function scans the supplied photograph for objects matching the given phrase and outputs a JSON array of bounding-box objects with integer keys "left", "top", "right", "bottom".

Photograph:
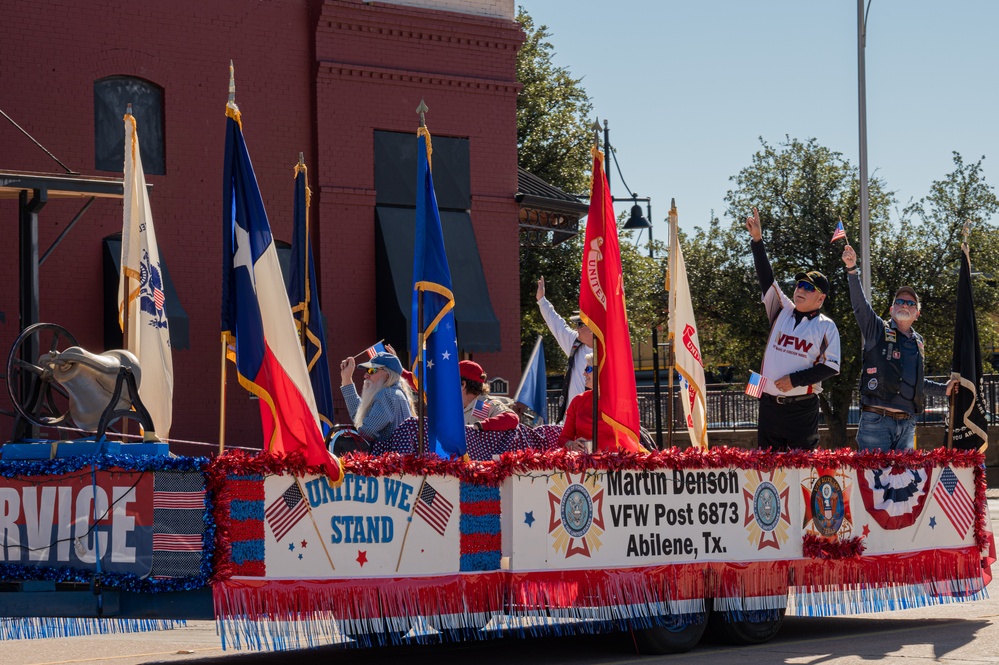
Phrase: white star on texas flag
[
  {"left": 442, "top": 350, "right": 450, "bottom": 360},
  {"left": 232, "top": 223, "right": 256, "bottom": 293}
]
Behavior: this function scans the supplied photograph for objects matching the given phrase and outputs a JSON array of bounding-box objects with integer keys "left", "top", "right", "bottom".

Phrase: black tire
[
  {"left": 632, "top": 613, "right": 707, "bottom": 654},
  {"left": 706, "top": 607, "right": 785, "bottom": 645}
]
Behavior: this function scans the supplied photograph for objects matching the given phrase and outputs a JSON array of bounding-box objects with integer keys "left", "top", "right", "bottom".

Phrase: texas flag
[{"left": 221, "top": 79, "right": 342, "bottom": 482}]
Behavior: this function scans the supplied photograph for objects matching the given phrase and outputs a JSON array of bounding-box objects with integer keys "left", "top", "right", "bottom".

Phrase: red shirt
[{"left": 558, "top": 390, "right": 618, "bottom": 451}]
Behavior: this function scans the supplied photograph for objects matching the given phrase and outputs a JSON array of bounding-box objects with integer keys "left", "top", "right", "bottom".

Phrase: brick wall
[{"left": 0, "top": 0, "right": 524, "bottom": 445}]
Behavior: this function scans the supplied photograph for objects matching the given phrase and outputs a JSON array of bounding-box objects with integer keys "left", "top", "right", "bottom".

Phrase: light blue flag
[
  {"left": 515, "top": 335, "right": 547, "bottom": 425},
  {"left": 409, "top": 128, "right": 466, "bottom": 457}
]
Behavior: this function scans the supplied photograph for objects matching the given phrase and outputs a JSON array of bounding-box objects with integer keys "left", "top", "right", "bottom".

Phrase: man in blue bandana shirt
[{"left": 842, "top": 244, "right": 957, "bottom": 451}]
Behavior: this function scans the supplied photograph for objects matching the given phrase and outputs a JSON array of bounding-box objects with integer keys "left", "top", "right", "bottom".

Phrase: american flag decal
[
  {"left": 365, "top": 341, "right": 386, "bottom": 359},
  {"left": 933, "top": 466, "right": 974, "bottom": 538},
  {"left": 745, "top": 371, "right": 767, "bottom": 399},
  {"left": 152, "top": 471, "right": 207, "bottom": 577},
  {"left": 415, "top": 482, "right": 453, "bottom": 536},
  {"left": 266, "top": 482, "right": 309, "bottom": 542},
  {"left": 472, "top": 400, "right": 489, "bottom": 420}
]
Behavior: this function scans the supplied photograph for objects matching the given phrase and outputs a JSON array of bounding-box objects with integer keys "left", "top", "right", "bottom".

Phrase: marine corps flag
[
  {"left": 119, "top": 112, "right": 174, "bottom": 439},
  {"left": 221, "top": 68, "right": 342, "bottom": 481},
  {"left": 666, "top": 200, "right": 708, "bottom": 449},
  {"left": 949, "top": 242, "right": 989, "bottom": 451},
  {"left": 578, "top": 145, "right": 641, "bottom": 452}
]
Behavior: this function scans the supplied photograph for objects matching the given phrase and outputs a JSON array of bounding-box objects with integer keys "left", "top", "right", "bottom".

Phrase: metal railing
[{"left": 544, "top": 375, "right": 999, "bottom": 431}]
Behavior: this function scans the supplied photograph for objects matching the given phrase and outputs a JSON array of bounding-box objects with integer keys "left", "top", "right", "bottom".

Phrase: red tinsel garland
[{"left": 802, "top": 534, "right": 866, "bottom": 560}]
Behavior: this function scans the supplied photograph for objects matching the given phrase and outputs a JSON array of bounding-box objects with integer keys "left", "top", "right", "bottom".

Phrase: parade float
[{"left": 0, "top": 74, "right": 992, "bottom": 655}]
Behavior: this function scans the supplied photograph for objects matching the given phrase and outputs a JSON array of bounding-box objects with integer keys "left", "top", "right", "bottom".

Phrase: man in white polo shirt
[{"left": 746, "top": 208, "right": 841, "bottom": 450}]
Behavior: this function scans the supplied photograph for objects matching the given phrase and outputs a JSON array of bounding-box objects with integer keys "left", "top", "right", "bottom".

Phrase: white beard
[
  {"left": 354, "top": 381, "right": 383, "bottom": 430},
  {"left": 893, "top": 308, "right": 914, "bottom": 323}
]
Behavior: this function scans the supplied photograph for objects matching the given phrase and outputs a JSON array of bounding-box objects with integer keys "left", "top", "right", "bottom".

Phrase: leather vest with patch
[{"left": 859, "top": 321, "right": 926, "bottom": 413}]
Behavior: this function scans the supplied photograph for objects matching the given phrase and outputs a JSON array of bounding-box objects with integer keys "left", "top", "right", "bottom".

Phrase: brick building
[{"left": 0, "top": 0, "right": 524, "bottom": 449}]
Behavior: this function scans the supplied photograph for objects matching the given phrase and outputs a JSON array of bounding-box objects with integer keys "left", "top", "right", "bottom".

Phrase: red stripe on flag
[
  {"left": 153, "top": 491, "right": 205, "bottom": 510},
  {"left": 153, "top": 534, "right": 203, "bottom": 551}
]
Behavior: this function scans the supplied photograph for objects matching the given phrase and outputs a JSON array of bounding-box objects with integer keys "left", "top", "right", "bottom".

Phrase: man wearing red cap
[
  {"left": 842, "top": 245, "right": 957, "bottom": 451},
  {"left": 459, "top": 360, "right": 519, "bottom": 431}
]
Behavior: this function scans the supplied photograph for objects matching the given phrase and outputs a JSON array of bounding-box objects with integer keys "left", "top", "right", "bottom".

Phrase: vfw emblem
[
  {"left": 742, "top": 469, "right": 791, "bottom": 550},
  {"left": 139, "top": 249, "right": 169, "bottom": 330},
  {"left": 802, "top": 467, "right": 853, "bottom": 539},
  {"left": 548, "top": 472, "right": 605, "bottom": 558}
]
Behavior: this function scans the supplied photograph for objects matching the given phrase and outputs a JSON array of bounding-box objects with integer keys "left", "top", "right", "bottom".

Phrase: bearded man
[{"left": 339, "top": 351, "right": 415, "bottom": 444}]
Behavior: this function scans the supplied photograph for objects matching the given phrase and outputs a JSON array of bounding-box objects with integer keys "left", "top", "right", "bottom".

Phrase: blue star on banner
[
  {"left": 929, "top": 516, "right": 937, "bottom": 529},
  {"left": 524, "top": 511, "right": 535, "bottom": 527},
  {"left": 288, "top": 543, "right": 295, "bottom": 551}
]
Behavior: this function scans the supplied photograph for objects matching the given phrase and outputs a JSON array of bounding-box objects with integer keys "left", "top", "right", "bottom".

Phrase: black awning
[
  {"left": 103, "top": 235, "right": 190, "bottom": 351},
  {"left": 375, "top": 206, "right": 501, "bottom": 356}
]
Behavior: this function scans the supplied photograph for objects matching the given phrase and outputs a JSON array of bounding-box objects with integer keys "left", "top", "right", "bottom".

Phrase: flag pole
[
  {"left": 417, "top": 289, "right": 426, "bottom": 457},
  {"left": 589, "top": 121, "right": 602, "bottom": 451},
  {"left": 666, "top": 199, "right": 679, "bottom": 449},
  {"left": 219, "top": 333, "right": 228, "bottom": 454}
]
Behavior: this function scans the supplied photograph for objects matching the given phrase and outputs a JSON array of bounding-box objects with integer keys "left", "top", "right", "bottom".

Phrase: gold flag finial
[
  {"left": 125, "top": 103, "right": 132, "bottom": 117},
  {"left": 298, "top": 152, "right": 305, "bottom": 167},
  {"left": 962, "top": 220, "right": 971, "bottom": 245},
  {"left": 228, "top": 60, "right": 236, "bottom": 103},
  {"left": 416, "top": 99, "right": 429, "bottom": 128}
]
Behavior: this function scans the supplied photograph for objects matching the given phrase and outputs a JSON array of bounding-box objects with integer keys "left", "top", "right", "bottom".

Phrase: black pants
[{"left": 757, "top": 394, "right": 819, "bottom": 451}]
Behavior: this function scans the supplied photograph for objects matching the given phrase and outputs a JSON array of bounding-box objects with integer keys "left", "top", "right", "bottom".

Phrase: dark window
[
  {"left": 94, "top": 77, "right": 165, "bottom": 175},
  {"left": 374, "top": 131, "right": 470, "bottom": 210}
]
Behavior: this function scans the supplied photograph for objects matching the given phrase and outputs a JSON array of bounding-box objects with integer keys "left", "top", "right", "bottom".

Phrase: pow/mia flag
[{"left": 950, "top": 243, "right": 989, "bottom": 451}]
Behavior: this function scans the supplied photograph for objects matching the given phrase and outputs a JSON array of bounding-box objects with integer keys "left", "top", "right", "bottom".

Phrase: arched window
[{"left": 94, "top": 76, "right": 165, "bottom": 175}]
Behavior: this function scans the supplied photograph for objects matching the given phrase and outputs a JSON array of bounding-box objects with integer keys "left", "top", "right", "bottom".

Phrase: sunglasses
[
  {"left": 365, "top": 367, "right": 384, "bottom": 375},
  {"left": 894, "top": 298, "right": 917, "bottom": 307},
  {"left": 575, "top": 321, "right": 585, "bottom": 329},
  {"left": 584, "top": 365, "right": 593, "bottom": 374},
  {"left": 796, "top": 281, "right": 816, "bottom": 293}
]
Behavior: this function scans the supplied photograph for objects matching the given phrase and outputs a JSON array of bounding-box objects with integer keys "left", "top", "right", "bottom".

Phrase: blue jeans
[{"left": 856, "top": 410, "right": 916, "bottom": 452}]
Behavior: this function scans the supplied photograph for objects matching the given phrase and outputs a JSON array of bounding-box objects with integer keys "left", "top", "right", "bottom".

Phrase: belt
[
  {"left": 861, "top": 405, "right": 911, "bottom": 420},
  {"left": 763, "top": 393, "right": 817, "bottom": 405}
]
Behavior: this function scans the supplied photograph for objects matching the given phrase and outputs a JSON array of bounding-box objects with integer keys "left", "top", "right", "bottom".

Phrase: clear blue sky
[{"left": 523, "top": 1, "right": 999, "bottom": 244}]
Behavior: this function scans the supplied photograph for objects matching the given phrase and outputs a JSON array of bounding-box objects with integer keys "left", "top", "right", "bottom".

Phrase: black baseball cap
[{"left": 795, "top": 271, "right": 830, "bottom": 295}]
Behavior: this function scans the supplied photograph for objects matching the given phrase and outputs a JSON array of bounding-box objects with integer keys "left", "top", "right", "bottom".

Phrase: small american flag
[
  {"left": 830, "top": 221, "right": 846, "bottom": 243},
  {"left": 365, "top": 341, "right": 387, "bottom": 359},
  {"left": 745, "top": 372, "right": 767, "bottom": 398},
  {"left": 153, "top": 287, "right": 166, "bottom": 311},
  {"left": 265, "top": 482, "right": 309, "bottom": 543},
  {"left": 933, "top": 466, "right": 975, "bottom": 538},
  {"left": 414, "top": 482, "right": 453, "bottom": 536},
  {"left": 472, "top": 400, "right": 490, "bottom": 420}
]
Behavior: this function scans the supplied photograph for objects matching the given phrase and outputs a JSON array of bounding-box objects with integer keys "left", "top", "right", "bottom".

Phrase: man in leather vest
[{"left": 842, "top": 245, "right": 957, "bottom": 451}]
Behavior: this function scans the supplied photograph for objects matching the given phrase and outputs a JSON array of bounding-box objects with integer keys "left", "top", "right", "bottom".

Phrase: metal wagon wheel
[{"left": 6, "top": 323, "right": 79, "bottom": 429}]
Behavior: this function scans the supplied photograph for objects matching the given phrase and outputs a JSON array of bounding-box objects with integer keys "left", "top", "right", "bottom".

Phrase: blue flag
[
  {"left": 287, "top": 161, "right": 335, "bottom": 436},
  {"left": 409, "top": 128, "right": 466, "bottom": 457},
  {"left": 515, "top": 335, "right": 547, "bottom": 425}
]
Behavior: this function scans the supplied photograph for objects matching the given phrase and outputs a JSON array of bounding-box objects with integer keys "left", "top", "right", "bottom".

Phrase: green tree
[
  {"left": 516, "top": 7, "right": 592, "bottom": 373},
  {"left": 515, "top": 7, "right": 593, "bottom": 197},
  {"left": 685, "top": 137, "right": 894, "bottom": 445}
]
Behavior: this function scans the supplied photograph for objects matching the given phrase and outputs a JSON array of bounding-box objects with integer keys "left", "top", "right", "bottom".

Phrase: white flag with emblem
[
  {"left": 666, "top": 200, "right": 708, "bottom": 449},
  {"left": 118, "top": 113, "right": 174, "bottom": 438}
]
